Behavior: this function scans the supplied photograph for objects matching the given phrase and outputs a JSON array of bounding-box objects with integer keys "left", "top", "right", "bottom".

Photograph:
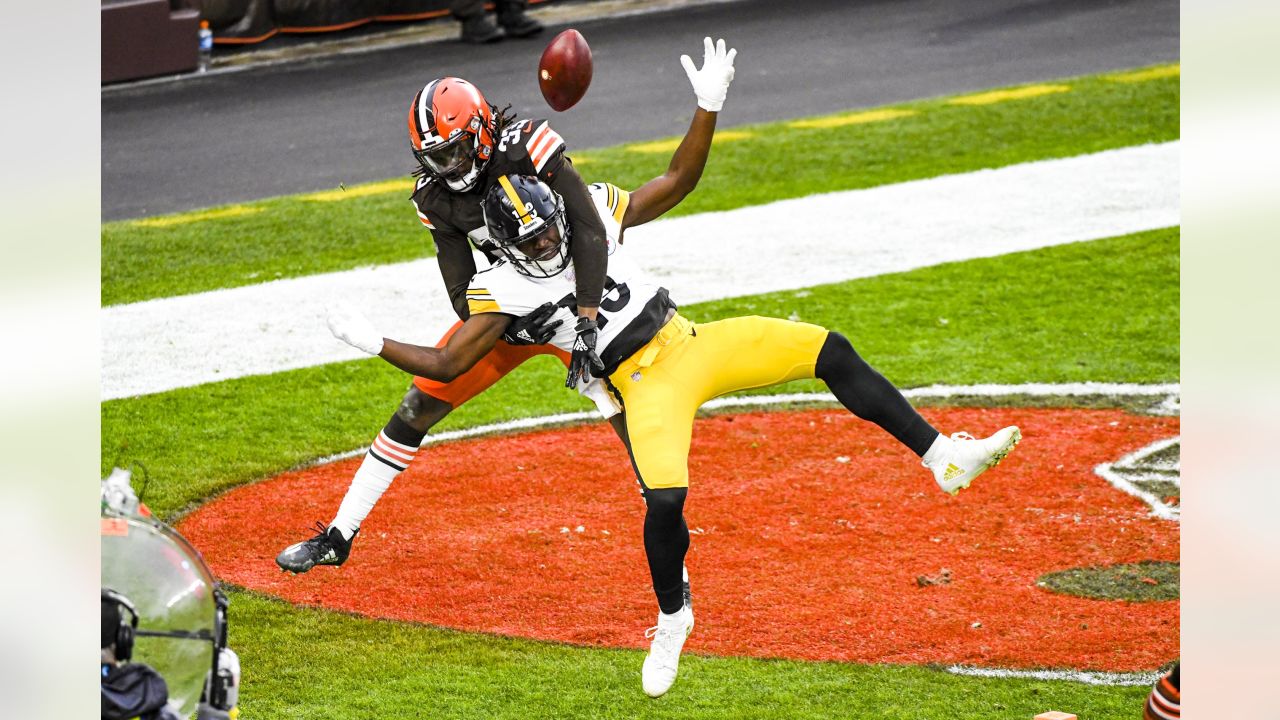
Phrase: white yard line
[
  {"left": 308, "top": 383, "right": 1181, "bottom": 464},
  {"left": 102, "top": 142, "right": 1180, "bottom": 400},
  {"left": 944, "top": 664, "right": 1163, "bottom": 687}
]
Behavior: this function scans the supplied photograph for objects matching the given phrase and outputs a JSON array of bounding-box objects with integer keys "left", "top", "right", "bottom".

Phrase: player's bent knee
[
  {"left": 643, "top": 487, "right": 687, "bottom": 521},
  {"left": 814, "top": 331, "right": 868, "bottom": 380},
  {"left": 396, "top": 386, "right": 454, "bottom": 433}
]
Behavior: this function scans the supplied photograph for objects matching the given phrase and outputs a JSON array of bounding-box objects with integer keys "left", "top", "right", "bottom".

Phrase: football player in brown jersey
[{"left": 277, "top": 42, "right": 739, "bottom": 576}]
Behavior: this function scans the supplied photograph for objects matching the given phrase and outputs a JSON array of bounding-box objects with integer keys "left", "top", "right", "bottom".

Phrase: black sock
[
  {"left": 815, "top": 332, "right": 938, "bottom": 457},
  {"left": 384, "top": 412, "right": 428, "bottom": 448},
  {"left": 643, "top": 488, "right": 690, "bottom": 614}
]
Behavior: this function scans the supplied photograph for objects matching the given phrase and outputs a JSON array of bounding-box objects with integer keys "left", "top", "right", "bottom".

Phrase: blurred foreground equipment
[{"left": 102, "top": 468, "right": 241, "bottom": 719}]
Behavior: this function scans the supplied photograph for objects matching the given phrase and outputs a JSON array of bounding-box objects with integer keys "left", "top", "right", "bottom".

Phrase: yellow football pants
[{"left": 607, "top": 314, "right": 830, "bottom": 490}]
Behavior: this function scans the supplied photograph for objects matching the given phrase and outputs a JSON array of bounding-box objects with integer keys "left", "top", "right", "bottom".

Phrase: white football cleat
[
  {"left": 641, "top": 605, "right": 694, "bottom": 698},
  {"left": 927, "top": 426, "right": 1022, "bottom": 495}
]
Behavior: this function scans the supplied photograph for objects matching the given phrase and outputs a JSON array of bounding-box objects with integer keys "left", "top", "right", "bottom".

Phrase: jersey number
[
  {"left": 557, "top": 276, "right": 630, "bottom": 329},
  {"left": 496, "top": 120, "right": 530, "bottom": 153}
]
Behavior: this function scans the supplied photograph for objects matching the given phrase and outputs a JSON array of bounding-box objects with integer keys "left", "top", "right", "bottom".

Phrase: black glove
[
  {"left": 502, "top": 302, "right": 563, "bottom": 346},
  {"left": 566, "top": 316, "right": 606, "bottom": 387}
]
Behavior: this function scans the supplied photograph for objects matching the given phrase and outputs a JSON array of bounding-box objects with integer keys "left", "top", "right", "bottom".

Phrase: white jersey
[{"left": 466, "top": 182, "right": 677, "bottom": 375}]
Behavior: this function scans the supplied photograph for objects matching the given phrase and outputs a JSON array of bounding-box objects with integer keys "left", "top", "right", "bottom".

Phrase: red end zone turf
[{"left": 180, "top": 407, "right": 1179, "bottom": 671}]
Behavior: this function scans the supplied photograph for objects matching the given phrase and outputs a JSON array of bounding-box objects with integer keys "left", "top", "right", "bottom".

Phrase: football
[{"left": 538, "top": 29, "right": 593, "bottom": 112}]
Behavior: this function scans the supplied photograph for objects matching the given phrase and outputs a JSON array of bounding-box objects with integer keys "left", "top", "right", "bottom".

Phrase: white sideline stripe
[
  {"left": 306, "top": 382, "right": 1180, "bottom": 466},
  {"left": 101, "top": 142, "right": 1180, "bottom": 400},
  {"left": 1095, "top": 435, "right": 1182, "bottom": 521},
  {"left": 945, "top": 665, "right": 1162, "bottom": 687}
]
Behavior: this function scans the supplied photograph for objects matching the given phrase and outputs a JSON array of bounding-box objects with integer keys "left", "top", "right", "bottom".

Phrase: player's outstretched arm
[
  {"left": 623, "top": 37, "right": 736, "bottom": 231},
  {"left": 327, "top": 303, "right": 509, "bottom": 382}
]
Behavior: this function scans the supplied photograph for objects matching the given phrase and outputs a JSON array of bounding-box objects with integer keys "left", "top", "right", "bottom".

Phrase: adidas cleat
[
  {"left": 928, "top": 426, "right": 1022, "bottom": 495},
  {"left": 275, "top": 522, "right": 357, "bottom": 573},
  {"left": 641, "top": 604, "right": 694, "bottom": 698}
]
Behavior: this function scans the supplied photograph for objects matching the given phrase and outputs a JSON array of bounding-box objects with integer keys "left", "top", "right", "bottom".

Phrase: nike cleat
[
  {"left": 275, "top": 522, "right": 357, "bottom": 573},
  {"left": 641, "top": 604, "right": 694, "bottom": 698},
  {"left": 929, "top": 426, "right": 1022, "bottom": 495}
]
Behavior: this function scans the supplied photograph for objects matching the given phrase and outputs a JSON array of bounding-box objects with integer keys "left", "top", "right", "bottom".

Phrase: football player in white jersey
[{"left": 328, "top": 52, "right": 1022, "bottom": 700}]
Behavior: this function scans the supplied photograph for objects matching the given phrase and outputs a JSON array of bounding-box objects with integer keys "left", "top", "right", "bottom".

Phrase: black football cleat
[{"left": 275, "top": 522, "right": 357, "bottom": 573}]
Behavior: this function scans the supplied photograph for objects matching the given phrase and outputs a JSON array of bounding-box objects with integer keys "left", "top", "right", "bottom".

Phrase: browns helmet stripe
[{"left": 408, "top": 79, "right": 442, "bottom": 148}]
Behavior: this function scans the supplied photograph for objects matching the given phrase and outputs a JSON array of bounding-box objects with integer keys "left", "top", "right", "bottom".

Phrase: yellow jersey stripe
[
  {"left": 467, "top": 298, "right": 502, "bottom": 314},
  {"left": 613, "top": 187, "right": 630, "bottom": 223}
]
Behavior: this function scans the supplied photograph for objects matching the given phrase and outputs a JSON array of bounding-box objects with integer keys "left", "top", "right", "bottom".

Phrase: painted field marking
[
  {"left": 301, "top": 178, "right": 414, "bottom": 202},
  {"left": 198, "top": 398, "right": 1180, "bottom": 678},
  {"left": 101, "top": 142, "right": 1180, "bottom": 400},
  {"left": 1108, "top": 64, "right": 1180, "bottom": 83},
  {"left": 1095, "top": 435, "right": 1181, "bottom": 521},
  {"left": 946, "top": 665, "right": 1162, "bottom": 687},
  {"left": 788, "top": 108, "right": 916, "bottom": 129},
  {"left": 129, "top": 205, "right": 263, "bottom": 228},
  {"left": 948, "top": 84, "right": 1072, "bottom": 106},
  {"left": 626, "top": 130, "right": 754, "bottom": 153},
  {"left": 309, "top": 382, "right": 1181, "bottom": 465},
  {"left": 1113, "top": 435, "right": 1180, "bottom": 473}
]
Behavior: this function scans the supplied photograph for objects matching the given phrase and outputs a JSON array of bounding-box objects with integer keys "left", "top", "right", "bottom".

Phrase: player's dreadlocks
[
  {"left": 411, "top": 103, "right": 518, "bottom": 181},
  {"left": 491, "top": 102, "right": 518, "bottom": 136}
]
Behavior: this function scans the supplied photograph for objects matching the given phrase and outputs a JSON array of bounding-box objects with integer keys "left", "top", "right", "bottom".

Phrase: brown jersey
[{"left": 410, "top": 117, "right": 607, "bottom": 319}]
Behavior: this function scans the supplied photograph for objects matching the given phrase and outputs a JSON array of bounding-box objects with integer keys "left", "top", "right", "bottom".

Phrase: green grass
[
  {"left": 1037, "top": 561, "right": 1180, "bottom": 602},
  {"left": 229, "top": 588, "right": 1149, "bottom": 719},
  {"left": 101, "top": 65, "right": 1179, "bottom": 306},
  {"left": 103, "top": 227, "right": 1179, "bottom": 521}
]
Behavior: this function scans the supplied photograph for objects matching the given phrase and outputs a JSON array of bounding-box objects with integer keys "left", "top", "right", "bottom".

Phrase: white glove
[
  {"left": 327, "top": 302, "right": 384, "bottom": 355},
  {"left": 680, "top": 36, "right": 737, "bottom": 112}
]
